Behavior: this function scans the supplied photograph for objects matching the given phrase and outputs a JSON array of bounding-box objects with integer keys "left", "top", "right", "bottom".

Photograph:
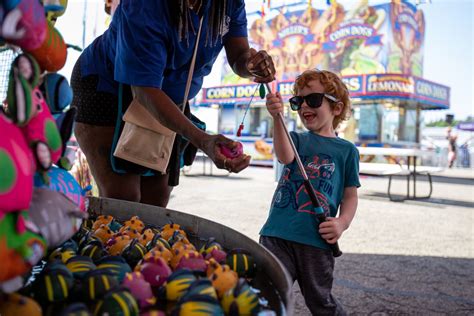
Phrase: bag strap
[
  {"left": 110, "top": 83, "right": 126, "bottom": 174},
  {"left": 181, "top": 15, "right": 204, "bottom": 111}
]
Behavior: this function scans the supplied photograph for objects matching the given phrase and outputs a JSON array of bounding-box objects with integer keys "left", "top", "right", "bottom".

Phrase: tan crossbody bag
[{"left": 113, "top": 16, "right": 204, "bottom": 173}]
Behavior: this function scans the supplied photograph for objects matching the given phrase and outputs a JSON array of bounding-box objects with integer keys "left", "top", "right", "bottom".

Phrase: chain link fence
[{"left": 0, "top": 46, "right": 18, "bottom": 103}]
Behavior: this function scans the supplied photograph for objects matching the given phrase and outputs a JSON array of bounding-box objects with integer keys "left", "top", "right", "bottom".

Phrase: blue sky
[
  {"left": 421, "top": 0, "right": 473, "bottom": 121},
  {"left": 56, "top": 0, "right": 473, "bottom": 122}
]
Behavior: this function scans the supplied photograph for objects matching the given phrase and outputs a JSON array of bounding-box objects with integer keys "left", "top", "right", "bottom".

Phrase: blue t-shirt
[
  {"left": 260, "top": 132, "right": 360, "bottom": 250},
  {"left": 80, "top": 0, "right": 248, "bottom": 104}
]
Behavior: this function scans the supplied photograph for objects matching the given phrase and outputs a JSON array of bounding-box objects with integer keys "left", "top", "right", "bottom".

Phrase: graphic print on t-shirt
[
  {"left": 273, "top": 153, "right": 336, "bottom": 217},
  {"left": 272, "top": 168, "right": 298, "bottom": 210}
]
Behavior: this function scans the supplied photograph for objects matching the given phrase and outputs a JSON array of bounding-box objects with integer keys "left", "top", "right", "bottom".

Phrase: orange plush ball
[{"left": 27, "top": 22, "right": 67, "bottom": 72}]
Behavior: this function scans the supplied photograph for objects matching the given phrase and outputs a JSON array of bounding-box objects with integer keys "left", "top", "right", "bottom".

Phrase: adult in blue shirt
[{"left": 71, "top": 0, "right": 275, "bottom": 207}]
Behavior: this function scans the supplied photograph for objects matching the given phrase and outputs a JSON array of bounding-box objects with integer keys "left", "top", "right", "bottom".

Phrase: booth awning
[{"left": 199, "top": 73, "right": 450, "bottom": 110}]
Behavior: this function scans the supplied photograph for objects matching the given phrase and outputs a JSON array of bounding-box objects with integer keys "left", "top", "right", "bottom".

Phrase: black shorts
[
  {"left": 70, "top": 58, "right": 194, "bottom": 186},
  {"left": 71, "top": 58, "right": 133, "bottom": 126}
]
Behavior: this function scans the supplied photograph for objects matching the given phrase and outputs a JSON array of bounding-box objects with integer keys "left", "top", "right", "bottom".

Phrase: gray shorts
[{"left": 260, "top": 236, "right": 346, "bottom": 316}]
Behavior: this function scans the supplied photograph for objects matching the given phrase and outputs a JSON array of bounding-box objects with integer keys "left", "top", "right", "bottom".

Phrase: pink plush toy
[
  {"left": 1, "top": 0, "right": 47, "bottom": 51},
  {"left": 176, "top": 252, "right": 207, "bottom": 273},
  {"left": 21, "top": 87, "right": 62, "bottom": 170},
  {"left": 122, "top": 272, "right": 156, "bottom": 309},
  {"left": 0, "top": 112, "right": 47, "bottom": 291},
  {"left": 0, "top": 112, "right": 34, "bottom": 230},
  {"left": 7, "top": 54, "right": 62, "bottom": 171},
  {"left": 205, "top": 248, "right": 227, "bottom": 264},
  {"left": 139, "top": 257, "right": 172, "bottom": 288},
  {"left": 219, "top": 142, "right": 244, "bottom": 159}
]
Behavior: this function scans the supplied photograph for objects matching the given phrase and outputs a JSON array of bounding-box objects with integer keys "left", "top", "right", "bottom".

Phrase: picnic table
[
  {"left": 182, "top": 150, "right": 229, "bottom": 177},
  {"left": 357, "top": 146, "right": 442, "bottom": 201}
]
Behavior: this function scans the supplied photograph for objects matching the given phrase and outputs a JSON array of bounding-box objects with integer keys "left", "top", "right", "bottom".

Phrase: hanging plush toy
[
  {"left": 26, "top": 21, "right": 67, "bottom": 72},
  {"left": 0, "top": 0, "right": 47, "bottom": 51},
  {"left": 40, "top": 72, "right": 73, "bottom": 114},
  {"left": 23, "top": 87, "right": 63, "bottom": 170},
  {"left": 6, "top": 53, "right": 40, "bottom": 126},
  {"left": 7, "top": 54, "right": 63, "bottom": 171},
  {"left": 28, "top": 188, "right": 87, "bottom": 249},
  {"left": 0, "top": 211, "right": 46, "bottom": 293},
  {"left": 43, "top": 0, "right": 68, "bottom": 24},
  {"left": 34, "top": 166, "right": 87, "bottom": 212},
  {"left": 0, "top": 65, "right": 53, "bottom": 291},
  {"left": 0, "top": 112, "right": 35, "bottom": 224},
  {"left": 39, "top": 72, "right": 76, "bottom": 170},
  {"left": 0, "top": 92, "right": 48, "bottom": 293},
  {"left": 0, "top": 0, "right": 80, "bottom": 294}
]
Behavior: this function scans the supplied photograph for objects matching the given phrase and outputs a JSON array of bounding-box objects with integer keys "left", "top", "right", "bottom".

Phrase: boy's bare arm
[
  {"left": 319, "top": 186, "right": 358, "bottom": 244},
  {"left": 273, "top": 118, "right": 294, "bottom": 164},
  {"left": 265, "top": 92, "right": 294, "bottom": 164},
  {"left": 339, "top": 186, "right": 358, "bottom": 229}
]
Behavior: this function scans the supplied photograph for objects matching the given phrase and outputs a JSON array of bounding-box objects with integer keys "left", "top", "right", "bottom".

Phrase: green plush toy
[
  {"left": 221, "top": 278, "right": 260, "bottom": 316},
  {"left": 81, "top": 269, "right": 119, "bottom": 302},
  {"left": 0, "top": 212, "right": 46, "bottom": 292},
  {"left": 225, "top": 248, "right": 256, "bottom": 278},
  {"left": 93, "top": 289, "right": 139, "bottom": 316},
  {"left": 32, "top": 260, "right": 74, "bottom": 303}
]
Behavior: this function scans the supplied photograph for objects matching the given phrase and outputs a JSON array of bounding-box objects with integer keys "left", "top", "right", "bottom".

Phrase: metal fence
[{"left": 0, "top": 47, "right": 18, "bottom": 102}]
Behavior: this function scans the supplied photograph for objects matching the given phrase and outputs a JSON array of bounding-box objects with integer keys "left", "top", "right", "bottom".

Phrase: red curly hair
[{"left": 293, "top": 69, "right": 351, "bottom": 129}]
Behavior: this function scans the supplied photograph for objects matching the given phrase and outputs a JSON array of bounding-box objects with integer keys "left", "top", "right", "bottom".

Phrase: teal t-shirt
[{"left": 260, "top": 131, "right": 360, "bottom": 250}]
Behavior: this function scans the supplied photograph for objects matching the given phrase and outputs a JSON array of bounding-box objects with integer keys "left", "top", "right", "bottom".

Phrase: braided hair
[{"left": 170, "top": 0, "right": 228, "bottom": 47}]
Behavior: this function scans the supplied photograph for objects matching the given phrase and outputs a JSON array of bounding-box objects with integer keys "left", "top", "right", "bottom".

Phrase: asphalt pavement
[{"left": 168, "top": 159, "right": 474, "bottom": 315}]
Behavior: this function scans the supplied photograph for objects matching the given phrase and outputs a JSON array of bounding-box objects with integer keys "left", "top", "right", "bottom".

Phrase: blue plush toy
[{"left": 40, "top": 73, "right": 73, "bottom": 114}]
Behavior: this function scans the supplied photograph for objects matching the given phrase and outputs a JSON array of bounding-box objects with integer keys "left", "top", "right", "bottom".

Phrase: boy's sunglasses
[{"left": 289, "top": 93, "right": 338, "bottom": 111}]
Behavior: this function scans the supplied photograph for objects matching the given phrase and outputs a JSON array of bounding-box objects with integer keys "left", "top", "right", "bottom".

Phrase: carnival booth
[
  {"left": 195, "top": 0, "right": 450, "bottom": 166},
  {"left": 0, "top": 1, "right": 292, "bottom": 314}
]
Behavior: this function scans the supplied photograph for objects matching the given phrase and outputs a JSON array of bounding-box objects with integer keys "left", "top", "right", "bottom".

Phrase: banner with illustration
[
  {"left": 203, "top": 74, "right": 449, "bottom": 109},
  {"left": 221, "top": 0, "right": 425, "bottom": 83}
]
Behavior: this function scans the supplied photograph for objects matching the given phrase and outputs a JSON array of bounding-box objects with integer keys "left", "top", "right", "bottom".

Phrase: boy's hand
[
  {"left": 319, "top": 217, "right": 348, "bottom": 244},
  {"left": 265, "top": 92, "right": 284, "bottom": 118}
]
